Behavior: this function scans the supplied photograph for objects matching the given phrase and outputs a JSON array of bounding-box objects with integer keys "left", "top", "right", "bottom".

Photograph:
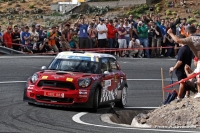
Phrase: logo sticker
[
  {"left": 66, "top": 78, "right": 73, "bottom": 82},
  {"left": 42, "top": 76, "right": 48, "bottom": 79}
]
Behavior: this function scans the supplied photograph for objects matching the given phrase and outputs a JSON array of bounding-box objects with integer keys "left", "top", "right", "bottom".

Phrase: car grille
[
  {"left": 36, "top": 95, "right": 73, "bottom": 103},
  {"left": 37, "top": 80, "right": 76, "bottom": 90}
]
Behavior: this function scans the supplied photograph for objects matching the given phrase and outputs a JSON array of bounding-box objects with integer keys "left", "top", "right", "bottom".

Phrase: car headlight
[
  {"left": 78, "top": 78, "right": 91, "bottom": 88},
  {"left": 31, "top": 73, "right": 38, "bottom": 84}
]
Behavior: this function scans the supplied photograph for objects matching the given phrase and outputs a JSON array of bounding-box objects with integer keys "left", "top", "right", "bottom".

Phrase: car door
[
  {"left": 109, "top": 57, "right": 121, "bottom": 100},
  {"left": 100, "top": 57, "right": 115, "bottom": 102}
]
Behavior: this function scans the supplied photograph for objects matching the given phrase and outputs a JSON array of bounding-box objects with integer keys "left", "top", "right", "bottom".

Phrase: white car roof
[{"left": 55, "top": 51, "right": 116, "bottom": 60}]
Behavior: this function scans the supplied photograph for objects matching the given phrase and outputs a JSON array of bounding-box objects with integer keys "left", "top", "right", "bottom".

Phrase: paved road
[{"left": 0, "top": 56, "right": 198, "bottom": 133}]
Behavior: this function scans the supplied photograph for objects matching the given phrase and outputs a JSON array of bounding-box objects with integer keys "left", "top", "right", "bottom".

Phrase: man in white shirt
[{"left": 96, "top": 18, "right": 107, "bottom": 48}]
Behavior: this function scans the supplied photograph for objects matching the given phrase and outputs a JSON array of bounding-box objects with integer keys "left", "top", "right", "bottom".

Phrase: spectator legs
[
  {"left": 80, "top": 38, "right": 89, "bottom": 49},
  {"left": 118, "top": 39, "right": 126, "bottom": 57},
  {"left": 108, "top": 38, "right": 115, "bottom": 54},
  {"left": 151, "top": 38, "right": 161, "bottom": 57},
  {"left": 139, "top": 38, "right": 150, "bottom": 58},
  {"left": 51, "top": 45, "right": 59, "bottom": 52}
]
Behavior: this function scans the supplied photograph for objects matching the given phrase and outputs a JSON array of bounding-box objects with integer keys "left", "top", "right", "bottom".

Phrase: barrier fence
[
  {"left": 163, "top": 72, "right": 200, "bottom": 94},
  {"left": 3, "top": 42, "right": 181, "bottom": 55}
]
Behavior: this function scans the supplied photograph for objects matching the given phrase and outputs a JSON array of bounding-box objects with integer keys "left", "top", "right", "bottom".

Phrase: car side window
[
  {"left": 101, "top": 58, "right": 110, "bottom": 73},
  {"left": 109, "top": 58, "right": 119, "bottom": 72}
]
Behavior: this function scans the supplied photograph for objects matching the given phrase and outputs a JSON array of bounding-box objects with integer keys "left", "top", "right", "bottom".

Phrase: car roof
[{"left": 56, "top": 51, "right": 116, "bottom": 60}]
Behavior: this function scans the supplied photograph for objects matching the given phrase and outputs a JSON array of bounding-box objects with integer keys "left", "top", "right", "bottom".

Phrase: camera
[{"left": 149, "top": 7, "right": 154, "bottom": 11}]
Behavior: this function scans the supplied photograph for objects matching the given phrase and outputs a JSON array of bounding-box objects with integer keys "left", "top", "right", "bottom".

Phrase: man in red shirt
[
  {"left": 107, "top": 20, "right": 117, "bottom": 54},
  {"left": 3, "top": 26, "right": 13, "bottom": 48}
]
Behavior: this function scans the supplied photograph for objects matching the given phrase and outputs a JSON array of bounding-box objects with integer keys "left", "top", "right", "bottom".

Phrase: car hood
[{"left": 36, "top": 70, "right": 96, "bottom": 82}]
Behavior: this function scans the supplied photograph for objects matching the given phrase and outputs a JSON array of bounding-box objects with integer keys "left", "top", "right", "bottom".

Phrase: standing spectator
[
  {"left": 60, "top": 23, "right": 70, "bottom": 51},
  {"left": 117, "top": 21, "right": 127, "bottom": 57},
  {"left": 97, "top": 18, "right": 108, "bottom": 48},
  {"left": 163, "top": 33, "right": 174, "bottom": 57},
  {"left": 11, "top": 25, "right": 21, "bottom": 51},
  {"left": 30, "top": 24, "right": 39, "bottom": 51},
  {"left": 129, "top": 36, "right": 143, "bottom": 58},
  {"left": 124, "top": 18, "right": 132, "bottom": 48},
  {"left": 137, "top": 21, "right": 150, "bottom": 58},
  {"left": 128, "top": 14, "right": 135, "bottom": 27},
  {"left": 36, "top": 24, "right": 42, "bottom": 42},
  {"left": 39, "top": 26, "right": 47, "bottom": 43},
  {"left": 68, "top": 28, "right": 76, "bottom": 49},
  {"left": 180, "top": 18, "right": 189, "bottom": 37},
  {"left": 107, "top": 20, "right": 117, "bottom": 54},
  {"left": 56, "top": 26, "right": 62, "bottom": 51},
  {"left": 20, "top": 24, "right": 25, "bottom": 42},
  {"left": 21, "top": 26, "right": 32, "bottom": 53},
  {"left": 88, "top": 22, "right": 97, "bottom": 48},
  {"left": 170, "top": 15, "right": 181, "bottom": 35},
  {"left": 73, "top": 23, "right": 79, "bottom": 33},
  {"left": 169, "top": 34, "right": 193, "bottom": 100},
  {"left": 150, "top": 22, "right": 162, "bottom": 57},
  {"left": 0, "top": 26, "right": 3, "bottom": 46},
  {"left": 47, "top": 26, "right": 59, "bottom": 52},
  {"left": 3, "top": 26, "right": 13, "bottom": 48},
  {"left": 77, "top": 17, "right": 89, "bottom": 49}
]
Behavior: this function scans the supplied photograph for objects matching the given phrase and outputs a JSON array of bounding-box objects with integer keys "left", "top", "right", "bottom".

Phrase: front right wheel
[{"left": 116, "top": 87, "right": 127, "bottom": 108}]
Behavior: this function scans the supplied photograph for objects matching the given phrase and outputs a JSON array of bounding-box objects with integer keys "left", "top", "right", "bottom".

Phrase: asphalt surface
[{"left": 0, "top": 56, "right": 198, "bottom": 133}]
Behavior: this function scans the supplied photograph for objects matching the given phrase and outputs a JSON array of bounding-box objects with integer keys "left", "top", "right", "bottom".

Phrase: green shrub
[
  {"left": 155, "top": 3, "right": 161, "bottom": 8},
  {"left": 29, "top": 4, "right": 35, "bottom": 9},
  {"left": 172, "top": 11, "right": 177, "bottom": 15},
  {"left": 166, "top": 9, "right": 172, "bottom": 15},
  {"left": 192, "top": 10, "right": 199, "bottom": 15},
  {"left": 155, "top": 6, "right": 161, "bottom": 13},
  {"left": 186, "top": 18, "right": 196, "bottom": 24}
]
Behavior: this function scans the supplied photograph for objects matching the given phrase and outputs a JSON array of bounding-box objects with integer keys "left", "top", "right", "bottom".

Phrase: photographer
[
  {"left": 163, "top": 33, "right": 174, "bottom": 57},
  {"left": 129, "top": 36, "right": 143, "bottom": 58},
  {"left": 149, "top": 22, "right": 162, "bottom": 57},
  {"left": 88, "top": 22, "right": 97, "bottom": 48},
  {"left": 38, "top": 38, "right": 54, "bottom": 53},
  {"left": 137, "top": 21, "right": 150, "bottom": 58}
]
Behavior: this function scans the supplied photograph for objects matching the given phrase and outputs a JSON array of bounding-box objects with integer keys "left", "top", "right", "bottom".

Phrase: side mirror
[
  {"left": 41, "top": 66, "right": 47, "bottom": 70},
  {"left": 103, "top": 71, "right": 110, "bottom": 75}
]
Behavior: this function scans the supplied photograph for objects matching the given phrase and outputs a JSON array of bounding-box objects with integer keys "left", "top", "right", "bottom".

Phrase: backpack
[{"left": 163, "top": 90, "right": 177, "bottom": 105}]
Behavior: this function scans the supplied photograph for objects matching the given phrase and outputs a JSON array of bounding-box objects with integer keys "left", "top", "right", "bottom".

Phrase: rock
[{"left": 140, "top": 118, "right": 146, "bottom": 124}]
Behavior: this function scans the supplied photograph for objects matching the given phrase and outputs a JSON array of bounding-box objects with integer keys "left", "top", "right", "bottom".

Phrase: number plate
[{"left": 44, "top": 92, "right": 64, "bottom": 98}]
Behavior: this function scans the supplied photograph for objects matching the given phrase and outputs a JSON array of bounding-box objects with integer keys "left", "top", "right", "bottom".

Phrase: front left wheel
[{"left": 91, "top": 88, "right": 100, "bottom": 112}]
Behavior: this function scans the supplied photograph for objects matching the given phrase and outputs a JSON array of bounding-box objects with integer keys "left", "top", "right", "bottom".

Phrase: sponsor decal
[
  {"left": 114, "top": 75, "right": 118, "bottom": 82},
  {"left": 42, "top": 76, "right": 48, "bottom": 79},
  {"left": 66, "top": 78, "right": 73, "bottom": 82},
  {"left": 104, "top": 80, "right": 111, "bottom": 87},
  {"left": 92, "top": 75, "right": 101, "bottom": 80}
]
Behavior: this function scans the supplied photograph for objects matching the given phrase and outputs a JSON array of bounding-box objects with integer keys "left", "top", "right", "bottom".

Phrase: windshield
[{"left": 48, "top": 59, "right": 99, "bottom": 74}]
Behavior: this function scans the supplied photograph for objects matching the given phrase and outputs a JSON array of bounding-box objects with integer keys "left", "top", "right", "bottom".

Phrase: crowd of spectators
[{"left": 0, "top": 13, "right": 199, "bottom": 57}]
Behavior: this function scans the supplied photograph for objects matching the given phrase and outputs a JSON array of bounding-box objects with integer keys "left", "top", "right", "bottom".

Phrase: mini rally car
[{"left": 23, "top": 51, "right": 128, "bottom": 111}]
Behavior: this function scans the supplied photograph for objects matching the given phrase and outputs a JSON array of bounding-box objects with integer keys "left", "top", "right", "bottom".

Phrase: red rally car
[{"left": 23, "top": 51, "right": 128, "bottom": 111}]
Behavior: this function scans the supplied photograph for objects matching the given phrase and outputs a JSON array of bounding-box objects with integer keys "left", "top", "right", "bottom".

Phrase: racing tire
[
  {"left": 115, "top": 87, "right": 127, "bottom": 108},
  {"left": 28, "top": 102, "right": 34, "bottom": 106},
  {"left": 91, "top": 88, "right": 100, "bottom": 112}
]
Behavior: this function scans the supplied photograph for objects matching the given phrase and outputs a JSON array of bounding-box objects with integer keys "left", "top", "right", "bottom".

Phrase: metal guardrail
[{"left": 0, "top": 46, "right": 25, "bottom": 55}]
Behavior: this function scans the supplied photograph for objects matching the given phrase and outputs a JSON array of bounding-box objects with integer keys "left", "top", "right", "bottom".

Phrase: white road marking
[
  {"left": 0, "top": 56, "right": 55, "bottom": 58},
  {"left": 72, "top": 112, "right": 197, "bottom": 133},
  {"left": 0, "top": 81, "right": 26, "bottom": 84}
]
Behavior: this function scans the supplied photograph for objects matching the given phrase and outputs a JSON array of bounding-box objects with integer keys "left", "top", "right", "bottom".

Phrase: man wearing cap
[
  {"left": 3, "top": 26, "right": 13, "bottom": 48},
  {"left": 60, "top": 23, "right": 70, "bottom": 51},
  {"left": 76, "top": 16, "right": 89, "bottom": 49},
  {"left": 97, "top": 18, "right": 108, "bottom": 48},
  {"left": 137, "top": 21, "right": 150, "bottom": 58},
  {"left": 21, "top": 26, "right": 33, "bottom": 53},
  {"left": 47, "top": 26, "right": 59, "bottom": 52}
]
